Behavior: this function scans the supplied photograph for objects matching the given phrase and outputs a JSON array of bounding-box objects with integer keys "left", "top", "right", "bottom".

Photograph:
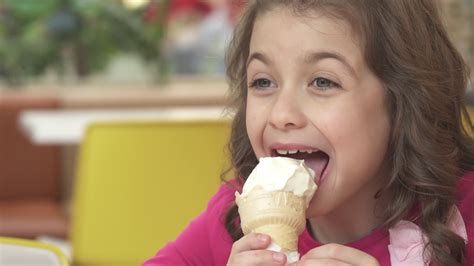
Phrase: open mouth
[{"left": 272, "top": 149, "right": 330, "bottom": 185}]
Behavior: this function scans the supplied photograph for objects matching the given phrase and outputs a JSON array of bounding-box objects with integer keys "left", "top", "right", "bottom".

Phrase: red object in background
[
  {"left": 144, "top": 0, "right": 244, "bottom": 24},
  {"left": 168, "top": 0, "right": 213, "bottom": 18},
  {"left": 144, "top": 0, "right": 212, "bottom": 23},
  {"left": 228, "top": 0, "right": 245, "bottom": 22}
]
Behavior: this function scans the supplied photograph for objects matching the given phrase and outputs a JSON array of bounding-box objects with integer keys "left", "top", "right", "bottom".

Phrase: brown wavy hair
[{"left": 222, "top": 0, "right": 474, "bottom": 265}]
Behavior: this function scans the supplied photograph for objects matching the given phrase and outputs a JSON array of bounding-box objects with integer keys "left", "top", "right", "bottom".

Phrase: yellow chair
[
  {"left": 0, "top": 236, "right": 69, "bottom": 266},
  {"left": 467, "top": 106, "right": 474, "bottom": 136},
  {"left": 71, "top": 119, "right": 231, "bottom": 266}
]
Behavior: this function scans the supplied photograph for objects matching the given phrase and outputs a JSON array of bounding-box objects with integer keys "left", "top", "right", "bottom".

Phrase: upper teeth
[{"left": 276, "top": 149, "right": 315, "bottom": 155}]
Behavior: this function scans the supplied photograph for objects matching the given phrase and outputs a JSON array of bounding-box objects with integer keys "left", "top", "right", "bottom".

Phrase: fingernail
[
  {"left": 257, "top": 234, "right": 269, "bottom": 242},
  {"left": 273, "top": 252, "right": 286, "bottom": 263}
]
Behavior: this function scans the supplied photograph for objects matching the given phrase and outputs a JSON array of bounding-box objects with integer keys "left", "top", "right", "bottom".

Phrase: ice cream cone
[
  {"left": 235, "top": 157, "right": 317, "bottom": 263},
  {"left": 236, "top": 187, "right": 306, "bottom": 252}
]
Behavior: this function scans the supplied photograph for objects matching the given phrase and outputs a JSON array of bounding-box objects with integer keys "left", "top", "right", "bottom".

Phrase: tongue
[{"left": 302, "top": 152, "right": 329, "bottom": 183}]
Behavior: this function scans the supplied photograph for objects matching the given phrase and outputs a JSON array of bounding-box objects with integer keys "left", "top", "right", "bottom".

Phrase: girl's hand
[
  {"left": 293, "top": 244, "right": 379, "bottom": 266},
  {"left": 227, "top": 233, "right": 288, "bottom": 266}
]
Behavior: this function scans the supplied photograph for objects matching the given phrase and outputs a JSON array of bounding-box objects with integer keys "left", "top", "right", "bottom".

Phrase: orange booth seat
[{"left": 0, "top": 94, "right": 68, "bottom": 239}]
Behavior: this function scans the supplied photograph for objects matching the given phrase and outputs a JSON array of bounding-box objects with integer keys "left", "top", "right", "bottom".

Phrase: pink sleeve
[
  {"left": 142, "top": 182, "right": 237, "bottom": 265},
  {"left": 456, "top": 171, "right": 474, "bottom": 265},
  {"left": 142, "top": 210, "right": 211, "bottom": 265}
]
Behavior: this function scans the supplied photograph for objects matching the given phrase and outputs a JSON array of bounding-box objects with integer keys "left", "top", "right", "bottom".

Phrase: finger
[
  {"left": 301, "top": 244, "right": 379, "bottom": 266},
  {"left": 231, "top": 233, "right": 271, "bottom": 254},
  {"left": 230, "top": 250, "right": 287, "bottom": 266}
]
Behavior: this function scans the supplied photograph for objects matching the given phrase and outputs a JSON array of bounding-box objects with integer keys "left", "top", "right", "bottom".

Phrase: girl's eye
[
  {"left": 249, "top": 78, "right": 274, "bottom": 89},
  {"left": 311, "top": 77, "right": 340, "bottom": 90}
]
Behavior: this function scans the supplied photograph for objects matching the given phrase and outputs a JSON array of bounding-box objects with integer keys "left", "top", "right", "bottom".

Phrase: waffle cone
[{"left": 236, "top": 189, "right": 306, "bottom": 251}]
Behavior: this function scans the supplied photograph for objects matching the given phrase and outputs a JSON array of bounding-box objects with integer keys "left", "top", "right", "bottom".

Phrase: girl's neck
[{"left": 308, "top": 211, "right": 382, "bottom": 244}]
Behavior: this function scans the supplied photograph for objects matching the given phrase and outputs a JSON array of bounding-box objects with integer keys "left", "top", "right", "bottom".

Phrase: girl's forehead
[
  {"left": 251, "top": 8, "right": 362, "bottom": 53},
  {"left": 248, "top": 8, "right": 366, "bottom": 79},
  {"left": 253, "top": 7, "right": 363, "bottom": 48}
]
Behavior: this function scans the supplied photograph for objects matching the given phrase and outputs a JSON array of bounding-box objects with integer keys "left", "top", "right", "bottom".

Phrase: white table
[{"left": 19, "top": 106, "right": 229, "bottom": 145}]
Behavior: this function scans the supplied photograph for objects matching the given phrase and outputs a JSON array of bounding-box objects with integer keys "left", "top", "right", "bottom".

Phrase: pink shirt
[{"left": 143, "top": 172, "right": 474, "bottom": 265}]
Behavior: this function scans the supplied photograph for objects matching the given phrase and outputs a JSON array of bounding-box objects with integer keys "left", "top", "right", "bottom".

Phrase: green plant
[{"left": 0, "top": 0, "right": 169, "bottom": 87}]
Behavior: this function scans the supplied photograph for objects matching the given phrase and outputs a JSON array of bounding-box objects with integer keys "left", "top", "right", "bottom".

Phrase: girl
[{"left": 144, "top": 0, "right": 474, "bottom": 265}]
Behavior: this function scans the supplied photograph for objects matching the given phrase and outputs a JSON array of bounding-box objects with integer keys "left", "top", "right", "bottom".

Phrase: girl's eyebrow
[
  {"left": 247, "top": 50, "right": 357, "bottom": 78},
  {"left": 303, "top": 50, "right": 357, "bottom": 78},
  {"left": 246, "top": 51, "right": 272, "bottom": 68}
]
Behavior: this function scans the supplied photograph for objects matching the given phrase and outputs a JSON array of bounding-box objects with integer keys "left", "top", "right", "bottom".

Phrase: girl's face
[{"left": 245, "top": 8, "right": 391, "bottom": 218}]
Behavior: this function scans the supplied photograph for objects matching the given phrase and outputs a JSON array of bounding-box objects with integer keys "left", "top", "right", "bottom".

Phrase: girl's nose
[{"left": 269, "top": 90, "right": 307, "bottom": 130}]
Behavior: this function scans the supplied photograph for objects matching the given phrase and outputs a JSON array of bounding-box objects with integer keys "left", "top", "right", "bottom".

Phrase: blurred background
[
  {"left": 0, "top": 1, "right": 472, "bottom": 266},
  {"left": 0, "top": 0, "right": 243, "bottom": 86}
]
